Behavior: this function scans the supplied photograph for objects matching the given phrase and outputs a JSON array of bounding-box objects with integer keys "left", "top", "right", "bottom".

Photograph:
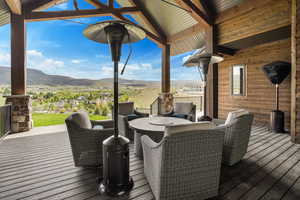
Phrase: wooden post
[
  {"left": 206, "top": 26, "right": 218, "bottom": 118},
  {"left": 159, "top": 44, "right": 173, "bottom": 113},
  {"left": 11, "top": 13, "right": 26, "bottom": 95},
  {"left": 162, "top": 44, "right": 170, "bottom": 93},
  {"left": 291, "top": 0, "right": 300, "bottom": 143}
]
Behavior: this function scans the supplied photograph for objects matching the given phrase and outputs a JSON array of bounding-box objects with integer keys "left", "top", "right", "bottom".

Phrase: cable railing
[{"left": 0, "top": 105, "right": 12, "bottom": 138}]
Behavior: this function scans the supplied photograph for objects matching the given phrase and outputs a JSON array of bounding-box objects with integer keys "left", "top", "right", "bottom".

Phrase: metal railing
[
  {"left": 149, "top": 96, "right": 161, "bottom": 115},
  {"left": 0, "top": 105, "right": 12, "bottom": 138},
  {"left": 138, "top": 95, "right": 203, "bottom": 115}
]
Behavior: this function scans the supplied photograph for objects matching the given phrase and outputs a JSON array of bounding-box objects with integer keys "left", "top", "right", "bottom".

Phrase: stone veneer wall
[
  {"left": 5, "top": 95, "right": 32, "bottom": 133},
  {"left": 159, "top": 93, "right": 174, "bottom": 114}
]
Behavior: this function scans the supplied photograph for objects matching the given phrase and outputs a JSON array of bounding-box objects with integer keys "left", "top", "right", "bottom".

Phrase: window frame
[{"left": 230, "top": 64, "right": 247, "bottom": 96}]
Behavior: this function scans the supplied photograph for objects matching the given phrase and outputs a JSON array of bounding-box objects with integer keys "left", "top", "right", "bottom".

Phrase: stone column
[
  {"left": 5, "top": 95, "right": 32, "bottom": 133},
  {"left": 159, "top": 93, "right": 174, "bottom": 114}
]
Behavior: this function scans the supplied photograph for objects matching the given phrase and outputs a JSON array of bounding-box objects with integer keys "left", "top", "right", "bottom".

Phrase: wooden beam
[
  {"left": 175, "top": 0, "right": 212, "bottom": 28},
  {"left": 129, "top": 0, "right": 167, "bottom": 41},
  {"left": 23, "top": 0, "right": 67, "bottom": 13},
  {"left": 5, "top": 0, "right": 21, "bottom": 15},
  {"left": 83, "top": 0, "right": 165, "bottom": 46},
  {"left": 162, "top": 44, "right": 171, "bottom": 93},
  {"left": 84, "top": 0, "right": 104, "bottom": 8},
  {"left": 25, "top": 7, "right": 140, "bottom": 21},
  {"left": 109, "top": 0, "right": 114, "bottom": 8},
  {"left": 199, "top": 0, "right": 215, "bottom": 21},
  {"left": 216, "top": 45, "right": 236, "bottom": 56},
  {"left": 216, "top": 0, "right": 273, "bottom": 24},
  {"left": 10, "top": 13, "right": 26, "bottom": 95}
]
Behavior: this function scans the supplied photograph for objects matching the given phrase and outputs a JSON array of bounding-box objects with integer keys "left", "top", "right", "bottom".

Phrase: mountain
[{"left": 0, "top": 66, "right": 200, "bottom": 88}]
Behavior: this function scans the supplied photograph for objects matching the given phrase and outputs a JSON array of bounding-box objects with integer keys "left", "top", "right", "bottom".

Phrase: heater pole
[
  {"left": 203, "top": 76, "right": 207, "bottom": 116},
  {"left": 276, "top": 84, "right": 279, "bottom": 111},
  {"left": 113, "top": 61, "right": 119, "bottom": 138}
]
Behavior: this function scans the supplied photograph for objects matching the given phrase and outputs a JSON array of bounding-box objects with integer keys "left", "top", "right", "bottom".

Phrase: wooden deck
[{"left": 0, "top": 125, "right": 299, "bottom": 200}]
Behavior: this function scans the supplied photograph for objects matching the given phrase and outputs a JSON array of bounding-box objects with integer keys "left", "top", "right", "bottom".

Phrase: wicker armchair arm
[
  {"left": 141, "top": 135, "right": 161, "bottom": 149},
  {"left": 212, "top": 118, "right": 226, "bottom": 126},
  {"left": 161, "top": 110, "right": 174, "bottom": 117},
  {"left": 134, "top": 110, "right": 149, "bottom": 117},
  {"left": 91, "top": 120, "right": 113, "bottom": 128},
  {"left": 141, "top": 135, "right": 162, "bottom": 196}
]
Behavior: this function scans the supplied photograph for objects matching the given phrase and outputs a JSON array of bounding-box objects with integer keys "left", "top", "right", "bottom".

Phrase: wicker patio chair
[
  {"left": 65, "top": 112, "right": 114, "bottom": 167},
  {"left": 118, "top": 102, "right": 148, "bottom": 140},
  {"left": 141, "top": 122, "right": 225, "bottom": 200},
  {"left": 163, "top": 102, "right": 196, "bottom": 122},
  {"left": 213, "top": 111, "right": 254, "bottom": 166}
]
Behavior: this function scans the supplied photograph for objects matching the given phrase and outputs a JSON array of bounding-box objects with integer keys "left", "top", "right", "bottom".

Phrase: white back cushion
[
  {"left": 174, "top": 102, "right": 193, "bottom": 114},
  {"left": 165, "top": 122, "right": 216, "bottom": 136},
  {"left": 225, "top": 109, "right": 249, "bottom": 125},
  {"left": 72, "top": 112, "right": 92, "bottom": 129},
  {"left": 119, "top": 102, "right": 134, "bottom": 115}
]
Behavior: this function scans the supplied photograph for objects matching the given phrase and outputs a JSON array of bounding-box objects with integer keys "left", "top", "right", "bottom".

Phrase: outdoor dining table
[{"left": 129, "top": 116, "right": 191, "bottom": 159}]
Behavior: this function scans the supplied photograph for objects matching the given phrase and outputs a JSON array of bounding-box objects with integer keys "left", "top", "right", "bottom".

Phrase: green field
[
  {"left": 32, "top": 113, "right": 109, "bottom": 127},
  {"left": 0, "top": 96, "right": 5, "bottom": 106},
  {"left": 129, "top": 87, "right": 160, "bottom": 109}
]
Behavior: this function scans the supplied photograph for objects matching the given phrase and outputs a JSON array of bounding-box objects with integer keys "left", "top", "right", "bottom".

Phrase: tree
[
  {"left": 101, "top": 105, "right": 109, "bottom": 116},
  {"left": 94, "top": 106, "right": 101, "bottom": 115}
]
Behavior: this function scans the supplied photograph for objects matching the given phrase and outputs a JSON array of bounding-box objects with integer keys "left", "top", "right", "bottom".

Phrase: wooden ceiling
[{"left": 3, "top": 0, "right": 286, "bottom": 56}]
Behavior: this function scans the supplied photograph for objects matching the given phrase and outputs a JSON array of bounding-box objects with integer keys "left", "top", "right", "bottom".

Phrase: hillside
[{"left": 0, "top": 66, "right": 200, "bottom": 88}]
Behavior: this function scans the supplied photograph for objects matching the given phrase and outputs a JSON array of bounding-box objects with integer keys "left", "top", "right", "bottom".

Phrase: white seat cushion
[
  {"left": 165, "top": 122, "right": 216, "bottom": 136},
  {"left": 72, "top": 112, "right": 92, "bottom": 129},
  {"left": 93, "top": 125, "right": 104, "bottom": 130},
  {"left": 225, "top": 109, "right": 249, "bottom": 125}
]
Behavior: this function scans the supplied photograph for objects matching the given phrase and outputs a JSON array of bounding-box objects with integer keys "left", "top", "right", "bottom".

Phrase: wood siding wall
[
  {"left": 217, "top": 0, "right": 291, "bottom": 45},
  {"left": 218, "top": 39, "right": 291, "bottom": 129},
  {"left": 291, "top": 0, "right": 300, "bottom": 143}
]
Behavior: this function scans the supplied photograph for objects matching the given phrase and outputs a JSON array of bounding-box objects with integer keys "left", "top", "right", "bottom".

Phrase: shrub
[{"left": 59, "top": 108, "right": 66, "bottom": 113}]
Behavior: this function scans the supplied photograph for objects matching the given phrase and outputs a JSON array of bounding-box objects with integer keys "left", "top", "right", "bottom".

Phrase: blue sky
[{"left": 0, "top": 1, "right": 199, "bottom": 81}]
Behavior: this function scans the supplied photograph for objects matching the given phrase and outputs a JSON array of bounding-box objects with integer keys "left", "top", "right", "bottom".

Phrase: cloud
[
  {"left": 0, "top": 51, "right": 10, "bottom": 66},
  {"left": 26, "top": 49, "right": 65, "bottom": 72},
  {"left": 98, "top": 62, "right": 160, "bottom": 80},
  {"left": 27, "top": 50, "right": 43, "bottom": 57},
  {"left": 71, "top": 59, "right": 86, "bottom": 64},
  {"left": 42, "top": 59, "right": 64, "bottom": 68}
]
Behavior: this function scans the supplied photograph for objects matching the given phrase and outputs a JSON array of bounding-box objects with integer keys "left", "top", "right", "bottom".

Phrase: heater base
[
  {"left": 270, "top": 110, "right": 286, "bottom": 133},
  {"left": 99, "top": 177, "right": 134, "bottom": 196},
  {"left": 198, "top": 115, "right": 212, "bottom": 122}
]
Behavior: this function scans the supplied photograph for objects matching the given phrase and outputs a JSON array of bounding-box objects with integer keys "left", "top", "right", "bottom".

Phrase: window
[{"left": 231, "top": 65, "right": 246, "bottom": 96}]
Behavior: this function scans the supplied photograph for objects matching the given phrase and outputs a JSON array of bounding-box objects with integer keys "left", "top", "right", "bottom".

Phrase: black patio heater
[
  {"left": 183, "top": 48, "right": 224, "bottom": 121},
  {"left": 262, "top": 61, "right": 291, "bottom": 133},
  {"left": 83, "top": 20, "right": 146, "bottom": 196}
]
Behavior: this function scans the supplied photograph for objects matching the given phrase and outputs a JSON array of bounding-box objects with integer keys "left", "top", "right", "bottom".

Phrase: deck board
[{"left": 0, "top": 126, "right": 299, "bottom": 200}]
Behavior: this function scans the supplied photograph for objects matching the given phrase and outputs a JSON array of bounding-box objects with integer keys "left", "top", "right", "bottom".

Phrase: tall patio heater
[
  {"left": 262, "top": 61, "right": 291, "bottom": 133},
  {"left": 83, "top": 20, "right": 146, "bottom": 196},
  {"left": 183, "top": 48, "right": 224, "bottom": 121}
]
